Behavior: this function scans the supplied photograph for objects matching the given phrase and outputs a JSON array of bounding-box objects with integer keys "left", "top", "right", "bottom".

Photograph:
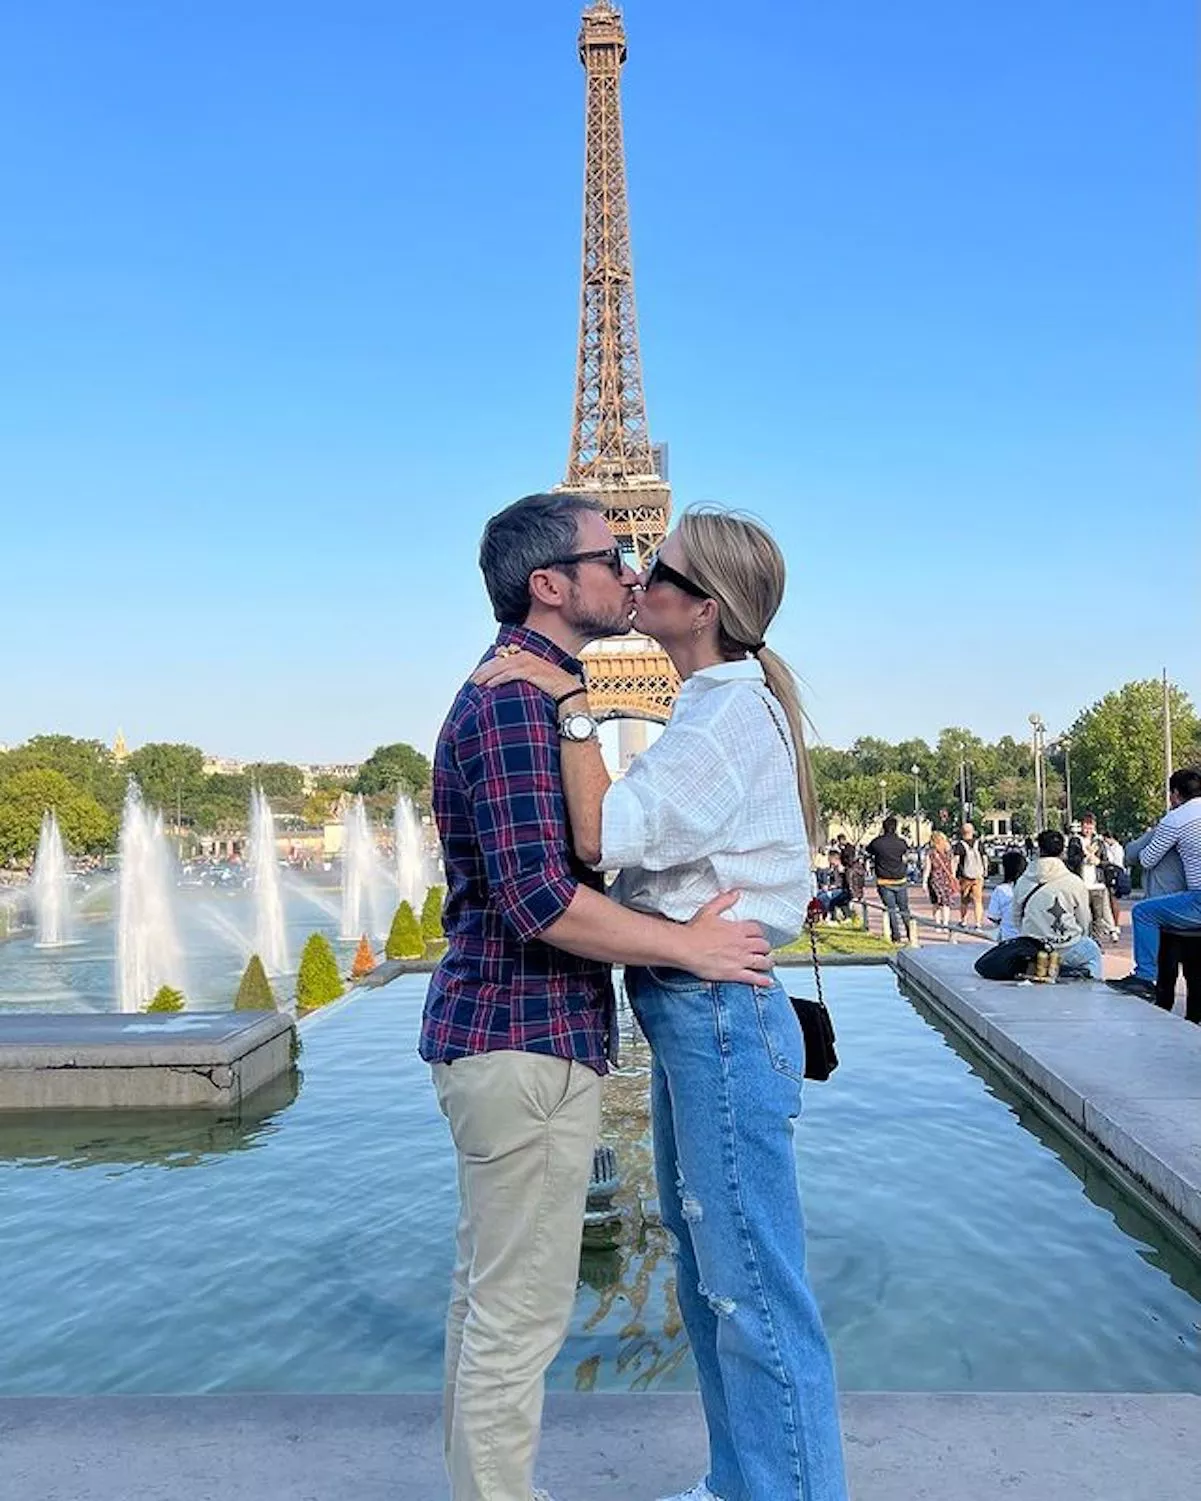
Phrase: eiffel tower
[{"left": 558, "top": 2, "right": 679, "bottom": 750}]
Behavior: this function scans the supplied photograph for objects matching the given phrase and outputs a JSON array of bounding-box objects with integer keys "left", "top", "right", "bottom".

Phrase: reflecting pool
[{"left": 0, "top": 970, "right": 1198, "bottom": 1394}]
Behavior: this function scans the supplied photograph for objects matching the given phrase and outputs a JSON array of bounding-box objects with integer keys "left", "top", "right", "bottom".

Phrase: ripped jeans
[{"left": 626, "top": 967, "right": 848, "bottom": 1501}]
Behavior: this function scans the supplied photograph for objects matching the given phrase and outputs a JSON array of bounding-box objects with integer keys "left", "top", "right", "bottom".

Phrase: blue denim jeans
[
  {"left": 626, "top": 966, "right": 848, "bottom": 1501},
  {"left": 1132, "top": 890, "right": 1201, "bottom": 981},
  {"left": 1057, "top": 936, "right": 1103, "bottom": 979},
  {"left": 877, "top": 882, "right": 911, "bottom": 941}
]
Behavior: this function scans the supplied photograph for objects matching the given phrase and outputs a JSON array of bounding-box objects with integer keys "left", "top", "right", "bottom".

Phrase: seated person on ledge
[
  {"left": 1107, "top": 767, "right": 1201, "bottom": 1001},
  {"left": 1011, "top": 830, "right": 1103, "bottom": 978}
]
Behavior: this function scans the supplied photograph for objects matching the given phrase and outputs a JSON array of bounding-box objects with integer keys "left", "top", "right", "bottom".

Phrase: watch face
[{"left": 562, "top": 712, "right": 596, "bottom": 741}]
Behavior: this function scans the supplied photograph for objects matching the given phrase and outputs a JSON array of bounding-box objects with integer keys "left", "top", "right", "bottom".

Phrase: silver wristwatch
[{"left": 558, "top": 710, "right": 599, "bottom": 743}]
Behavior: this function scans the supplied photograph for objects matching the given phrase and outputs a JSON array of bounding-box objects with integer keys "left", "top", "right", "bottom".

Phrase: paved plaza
[{"left": 1, "top": 1392, "right": 1198, "bottom": 1501}]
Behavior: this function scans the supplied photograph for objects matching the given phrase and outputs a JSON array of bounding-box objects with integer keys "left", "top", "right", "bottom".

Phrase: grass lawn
[{"left": 775, "top": 919, "right": 896, "bottom": 959}]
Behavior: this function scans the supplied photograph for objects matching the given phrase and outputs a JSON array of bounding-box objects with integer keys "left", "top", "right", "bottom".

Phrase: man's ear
[{"left": 528, "top": 567, "right": 566, "bottom": 610}]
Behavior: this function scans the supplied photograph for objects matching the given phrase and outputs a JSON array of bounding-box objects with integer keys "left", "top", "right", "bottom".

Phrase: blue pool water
[{"left": 0, "top": 970, "right": 1198, "bottom": 1394}]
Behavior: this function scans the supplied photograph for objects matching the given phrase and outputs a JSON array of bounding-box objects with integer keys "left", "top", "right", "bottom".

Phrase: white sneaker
[{"left": 657, "top": 1485, "right": 725, "bottom": 1501}]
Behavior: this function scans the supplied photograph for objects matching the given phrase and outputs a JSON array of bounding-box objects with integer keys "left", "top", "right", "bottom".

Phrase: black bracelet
[{"left": 554, "top": 685, "right": 588, "bottom": 708}]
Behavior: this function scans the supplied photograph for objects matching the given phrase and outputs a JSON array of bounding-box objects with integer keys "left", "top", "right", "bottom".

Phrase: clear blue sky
[{"left": 2, "top": 1, "right": 1196, "bottom": 764}]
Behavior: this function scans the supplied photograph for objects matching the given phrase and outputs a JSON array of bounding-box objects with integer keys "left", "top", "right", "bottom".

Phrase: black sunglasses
[
  {"left": 542, "top": 546, "right": 625, "bottom": 578},
  {"left": 645, "top": 551, "right": 709, "bottom": 598}
]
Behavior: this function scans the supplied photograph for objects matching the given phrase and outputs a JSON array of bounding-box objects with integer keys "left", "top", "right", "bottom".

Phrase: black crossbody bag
[{"left": 756, "top": 691, "right": 839, "bottom": 1081}]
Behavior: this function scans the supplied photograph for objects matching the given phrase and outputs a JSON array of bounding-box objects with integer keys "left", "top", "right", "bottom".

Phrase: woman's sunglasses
[{"left": 645, "top": 551, "right": 709, "bottom": 598}]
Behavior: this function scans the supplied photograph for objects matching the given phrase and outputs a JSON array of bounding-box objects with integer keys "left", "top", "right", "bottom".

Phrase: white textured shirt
[
  {"left": 1138, "top": 797, "right": 1201, "bottom": 890},
  {"left": 598, "top": 659, "right": 813, "bottom": 948}
]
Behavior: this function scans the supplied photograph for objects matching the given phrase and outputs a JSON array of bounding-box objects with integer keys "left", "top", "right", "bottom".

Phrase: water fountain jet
[
  {"left": 393, "top": 791, "right": 428, "bottom": 911},
  {"left": 340, "top": 795, "right": 390, "bottom": 940},
  {"left": 116, "top": 782, "right": 186, "bottom": 1011},
  {"left": 250, "top": 787, "right": 289, "bottom": 974},
  {"left": 32, "top": 810, "right": 74, "bottom": 948}
]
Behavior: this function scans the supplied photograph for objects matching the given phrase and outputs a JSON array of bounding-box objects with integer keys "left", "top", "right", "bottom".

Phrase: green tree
[
  {"left": 420, "top": 885, "right": 446, "bottom": 945},
  {"left": 1066, "top": 679, "right": 1199, "bottom": 838},
  {"left": 819, "top": 775, "right": 885, "bottom": 843},
  {"left": 385, "top": 901, "right": 424, "bottom": 960},
  {"left": 352, "top": 743, "right": 432, "bottom": 801},
  {"left": 296, "top": 933, "right": 344, "bottom": 1014},
  {"left": 145, "top": 985, "right": 185, "bottom": 1013},
  {"left": 245, "top": 762, "right": 304, "bottom": 799},
  {"left": 0, "top": 735, "right": 125, "bottom": 817},
  {"left": 235, "top": 954, "right": 276, "bottom": 1010},
  {"left": 0, "top": 768, "right": 116, "bottom": 864},
  {"left": 124, "top": 743, "right": 206, "bottom": 821},
  {"left": 192, "top": 773, "right": 251, "bottom": 835}
]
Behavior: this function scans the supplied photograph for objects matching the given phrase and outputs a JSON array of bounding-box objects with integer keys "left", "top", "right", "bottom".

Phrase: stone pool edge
[
  {"left": 0, "top": 1392, "right": 1197, "bottom": 1500},
  {"left": 895, "top": 945, "right": 1201, "bottom": 1246}
]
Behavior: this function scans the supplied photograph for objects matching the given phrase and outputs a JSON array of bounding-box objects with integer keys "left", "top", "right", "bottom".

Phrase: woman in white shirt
[
  {"left": 985, "top": 848, "right": 1027, "bottom": 940},
  {"left": 473, "top": 508, "right": 848, "bottom": 1501}
]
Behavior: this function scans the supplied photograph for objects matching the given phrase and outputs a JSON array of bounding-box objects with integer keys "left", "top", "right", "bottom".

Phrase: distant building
[
  {"left": 299, "top": 763, "right": 362, "bottom": 794},
  {"left": 202, "top": 755, "right": 247, "bottom": 777},
  {"left": 112, "top": 730, "right": 130, "bottom": 763}
]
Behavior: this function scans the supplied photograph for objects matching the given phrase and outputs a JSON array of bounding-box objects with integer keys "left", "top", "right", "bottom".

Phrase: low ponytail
[{"left": 758, "top": 646, "right": 821, "bottom": 849}]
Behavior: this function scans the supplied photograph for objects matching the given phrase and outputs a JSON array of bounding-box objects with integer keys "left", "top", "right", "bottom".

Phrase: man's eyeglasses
[
  {"left": 541, "top": 546, "right": 625, "bottom": 578},
  {"left": 645, "top": 551, "right": 709, "bottom": 598}
]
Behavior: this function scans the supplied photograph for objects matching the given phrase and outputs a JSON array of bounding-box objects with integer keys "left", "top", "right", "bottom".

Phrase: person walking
[
  {"left": 473, "top": 505, "right": 849, "bottom": 1501},
  {"left": 421, "top": 492, "right": 771, "bottom": 1501},
  {"left": 866, "top": 815, "right": 912, "bottom": 943},
  {"left": 953, "top": 821, "right": 987, "bottom": 928},
  {"left": 924, "top": 831, "right": 959, "bottom": 928}
]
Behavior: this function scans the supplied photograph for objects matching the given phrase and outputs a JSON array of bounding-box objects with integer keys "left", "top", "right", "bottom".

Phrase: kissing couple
[{"left": 420, "top": 492, "right": 848, "bottom": 1501}]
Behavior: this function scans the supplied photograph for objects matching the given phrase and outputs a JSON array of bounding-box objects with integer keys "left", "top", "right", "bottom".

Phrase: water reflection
[
  {"left": 898, "top": 979, "right": 1201, "bottom": 1305},
  {"left": 0, "top": 1069, "right": 300, "bottom": 1170}
]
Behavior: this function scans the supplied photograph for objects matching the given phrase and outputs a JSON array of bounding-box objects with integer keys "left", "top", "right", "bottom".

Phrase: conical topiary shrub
[
  {"left": 235, "top": 954, "right": 277, "bottom": 1011},
  {"left": 420, "top": 885, "right": 446, "bottom": 946},
  {"left": 145, "top": 985, "right": 185, "bottom": 1013},
  {"left": 385, "top": 901, "right": 423, "bottom": 961},
  {"left": 351, "top": 934, "right": 376, "bottom": 978},
  {"left": 296, "top": 933, "right": 344, "bottom": 1015}
]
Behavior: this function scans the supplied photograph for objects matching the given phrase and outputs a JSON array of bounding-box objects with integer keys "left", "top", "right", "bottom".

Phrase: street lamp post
[
  {"left": 1028, "top": 714, "right": 1046, "bottom": 831},
  {"left": 878, "top": 777, "right": 888, "bottom": 818},
  {"left": 911, "top": 763, "right": 921, "bottom": 851},
  {"left": 1060, "top": 735, "right": 1073, "bottom": 829}
]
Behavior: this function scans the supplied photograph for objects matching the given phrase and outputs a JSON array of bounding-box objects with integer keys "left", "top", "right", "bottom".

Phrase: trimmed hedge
[
  {"left": 385, "top": 901, "right": 423, "bottom": 960},
  {"left": 296, "top": 933, "right": 345, "bottom": 1014},
  {"left": 235, "top": 954, "right": 277, "bottom": 1010},
  {"left": 351, "top": 934, "right": 376, "bottom": 978},
  {"left": 420, "top": 885, "right": 446, "bottom": 945},
  {"left": 145, "top": 985, "right": 185, "bottom": 1013}
]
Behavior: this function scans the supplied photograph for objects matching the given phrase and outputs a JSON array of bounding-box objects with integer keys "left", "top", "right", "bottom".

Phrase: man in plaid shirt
[{"left": 422, "top": 492, "right": 770, "bottom": 1501}]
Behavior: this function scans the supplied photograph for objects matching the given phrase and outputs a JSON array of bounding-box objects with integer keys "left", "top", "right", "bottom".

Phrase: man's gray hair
[{"left": 479, "top": 492, "right": 603, "bottom": 625}]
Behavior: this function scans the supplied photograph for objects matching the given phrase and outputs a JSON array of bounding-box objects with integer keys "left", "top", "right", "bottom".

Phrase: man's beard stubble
[{"left": 564, "top": 584, "right": 635, "bottom": 643}]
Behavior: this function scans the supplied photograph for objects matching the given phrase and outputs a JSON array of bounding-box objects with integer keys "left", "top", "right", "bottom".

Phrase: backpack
[{"left": 974, "top": 937, "right": 1042, "bottom": 981}]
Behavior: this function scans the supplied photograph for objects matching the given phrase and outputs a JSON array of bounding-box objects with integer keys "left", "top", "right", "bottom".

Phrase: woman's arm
[{"left": 470, "top": 649, "right": 612, "bottom": 865}]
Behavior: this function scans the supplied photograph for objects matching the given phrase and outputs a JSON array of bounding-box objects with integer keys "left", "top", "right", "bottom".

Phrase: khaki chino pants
[{"left": 433, "top": 1050, "right": 602, "bottom": 1501}]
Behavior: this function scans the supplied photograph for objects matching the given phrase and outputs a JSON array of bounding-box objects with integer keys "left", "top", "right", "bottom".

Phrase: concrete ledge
[
  {"left": 0, "top": 1013, "right": 296, "bottom": 1111},
  {"left": 896, "top": 945, "right": 1201, "bottom": 1237},
  {"left": 0, "top": 1392, "right": 1197, "bottom": 1500}
]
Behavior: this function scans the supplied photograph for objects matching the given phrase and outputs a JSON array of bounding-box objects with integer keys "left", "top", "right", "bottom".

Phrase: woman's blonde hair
[
  {"left": 675, "top": 506, "right": 820, "bottom": 847},
  {"left": 930, "top": 830, "right": 951, "bottom": 854}
]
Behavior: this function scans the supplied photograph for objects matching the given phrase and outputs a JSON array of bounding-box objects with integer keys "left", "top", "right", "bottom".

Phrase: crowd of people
[{"left": 810, "top": 787, "right": 1201, "bottom": 990}]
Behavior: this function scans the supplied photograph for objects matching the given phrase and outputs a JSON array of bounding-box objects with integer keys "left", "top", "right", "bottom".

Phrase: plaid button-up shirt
[{"left": 419, "top": 625, "right": 613, "bottom": 1074}]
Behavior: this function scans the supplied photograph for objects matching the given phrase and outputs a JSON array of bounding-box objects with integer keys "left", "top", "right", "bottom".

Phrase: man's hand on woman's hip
[{"left": 677, "top": 891, "right": 773, "bottom": 987}]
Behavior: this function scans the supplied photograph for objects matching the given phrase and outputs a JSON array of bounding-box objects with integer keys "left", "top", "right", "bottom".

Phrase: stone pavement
[{"left": 1, "top": 1392, "right": 1199, "bottom": 1500}]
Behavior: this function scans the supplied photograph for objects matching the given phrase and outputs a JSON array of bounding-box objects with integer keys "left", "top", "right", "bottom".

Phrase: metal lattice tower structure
[{"left": 561, "top": 1, "right": 678, "bottom": 727}]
